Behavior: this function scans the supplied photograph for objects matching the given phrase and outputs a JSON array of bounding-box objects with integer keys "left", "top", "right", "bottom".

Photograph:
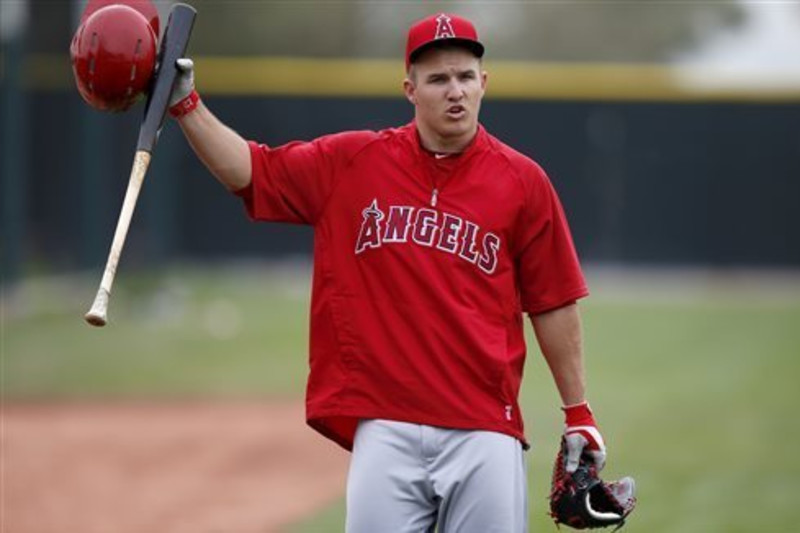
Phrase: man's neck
[{"left": 416, "top": 124, "right": 477, "bottom": 155}]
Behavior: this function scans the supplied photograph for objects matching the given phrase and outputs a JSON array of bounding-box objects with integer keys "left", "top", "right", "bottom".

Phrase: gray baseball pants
[{"left": 345, "top": 419, "right": 528, "bottom": 532}]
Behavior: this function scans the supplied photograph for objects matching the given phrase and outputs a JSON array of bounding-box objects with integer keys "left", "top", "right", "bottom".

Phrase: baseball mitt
[{"left": 549, "top": 437, "right": 636, "bottom": 530}]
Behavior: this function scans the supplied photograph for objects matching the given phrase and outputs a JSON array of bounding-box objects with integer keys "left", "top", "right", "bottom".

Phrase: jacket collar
[{"left": 403, "top": 121, "right": 489, "bottom": 161}]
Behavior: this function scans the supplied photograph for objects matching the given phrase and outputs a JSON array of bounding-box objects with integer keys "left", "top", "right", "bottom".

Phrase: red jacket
[{"left": 236, "top": 123, "right": 588, "bottom": 450}]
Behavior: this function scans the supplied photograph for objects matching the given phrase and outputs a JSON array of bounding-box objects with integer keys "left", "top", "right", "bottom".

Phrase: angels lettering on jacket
[{"left": 354, "top": 199, "right": 501, "bottom": 275}]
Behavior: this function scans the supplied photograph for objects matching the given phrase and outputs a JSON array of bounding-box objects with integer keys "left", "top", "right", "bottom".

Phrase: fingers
[
  {"left": 176, "top": 57, "right": 194, "bottom": 72},
  {"left": 169, "top": 57, "right": 196, "bottom": 109},
  {"left": 586, "top": 448, "right": 607, "bottom": 472},
  {"left": 564, "top": 431, "right": 607, "bottom": 472},
  {"left": 564, "top": 432, "right": 587, "bottom": 473}
]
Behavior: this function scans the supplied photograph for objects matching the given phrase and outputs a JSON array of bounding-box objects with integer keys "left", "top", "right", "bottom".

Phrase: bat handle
[{"left": 84, "top": 150, "right": 152, "bottom": 327}]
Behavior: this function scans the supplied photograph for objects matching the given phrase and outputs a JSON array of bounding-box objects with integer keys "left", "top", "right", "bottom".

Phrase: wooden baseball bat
[
  {"left": 85, "top": 4, "right": 196, "bottom": 327},
  {"left": 84, "top": 151, "right": 150, "bottom": 326}
]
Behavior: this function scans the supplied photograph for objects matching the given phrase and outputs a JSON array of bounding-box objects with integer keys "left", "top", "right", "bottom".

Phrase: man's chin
[{"left": 437, "top": 121, "right": 476, "bottom": 140}]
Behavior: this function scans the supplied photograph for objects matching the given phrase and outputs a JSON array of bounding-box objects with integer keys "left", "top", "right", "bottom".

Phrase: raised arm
[{"left": 170, "top": 59, "right": 251, "bottom": 191}]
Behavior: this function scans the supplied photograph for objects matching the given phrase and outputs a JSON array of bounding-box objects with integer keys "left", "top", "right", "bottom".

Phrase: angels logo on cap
[
  {"left": 405, "top": 13, "right": 485, "bottom": 71},
  {"left": 434, "top": 14, "right": 456, "bottom": 39}
]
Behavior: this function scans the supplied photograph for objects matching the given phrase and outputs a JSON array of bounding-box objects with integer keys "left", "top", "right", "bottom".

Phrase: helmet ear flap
[{"left": 70, "top": 4, "right": 158, "bottom": 112}]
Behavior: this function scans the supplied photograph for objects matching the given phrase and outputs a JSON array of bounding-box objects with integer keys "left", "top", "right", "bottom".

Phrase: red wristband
[
  {"left": 562, "top": 401, "right": 596, "bottom": 427},
  {"left": 169, "top": 89, "right": 200, "bottom": 118}
]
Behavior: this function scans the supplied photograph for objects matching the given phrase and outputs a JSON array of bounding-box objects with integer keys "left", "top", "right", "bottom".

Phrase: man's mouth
[{"left": 446, "top": 105, "right": 466, "bottom": 119}]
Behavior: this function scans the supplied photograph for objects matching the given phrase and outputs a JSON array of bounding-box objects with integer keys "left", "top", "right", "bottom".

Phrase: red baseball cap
[{"left": 405, "top": 13, "right": 484, "bottom": 71}]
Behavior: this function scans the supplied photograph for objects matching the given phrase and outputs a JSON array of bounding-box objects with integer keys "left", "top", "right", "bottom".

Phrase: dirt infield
[{"left": 2, "top": 402, "right": 350, "bottom": 533}]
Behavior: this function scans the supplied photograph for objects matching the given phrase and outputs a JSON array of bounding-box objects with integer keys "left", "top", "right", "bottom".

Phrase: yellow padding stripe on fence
[
  {"left": 23, "top": 54, "right": 800, "bottom": 103},
  {"left": 196, "top": 57, "right": 404, "bottom": 97}
]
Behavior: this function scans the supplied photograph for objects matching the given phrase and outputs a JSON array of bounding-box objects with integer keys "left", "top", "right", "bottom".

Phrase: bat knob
[{"left": 85, "top": 288, "right": 110, "bottom": 327}]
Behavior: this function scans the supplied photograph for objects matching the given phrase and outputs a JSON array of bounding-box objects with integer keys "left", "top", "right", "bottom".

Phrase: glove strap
[
  {"left": 562, "top": 401, "right": 596, "bottom": 427},
  {"left": 169, "top": 89, "right": 200, "bottom": 118}
]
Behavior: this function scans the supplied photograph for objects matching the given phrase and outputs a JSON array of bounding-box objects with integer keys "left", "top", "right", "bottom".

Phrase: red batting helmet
[{"left": 70, "top": 4, "right": 158, "bottom": 112}]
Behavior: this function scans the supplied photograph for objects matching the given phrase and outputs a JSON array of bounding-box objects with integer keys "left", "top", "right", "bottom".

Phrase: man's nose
[{"left": 446, "top": 81, "right": 465, "bottom": 100}]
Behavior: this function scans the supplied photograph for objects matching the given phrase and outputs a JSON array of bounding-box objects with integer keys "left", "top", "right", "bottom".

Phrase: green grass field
[{"left": 3, "top": 264, "right": 800, "bottom": 532}]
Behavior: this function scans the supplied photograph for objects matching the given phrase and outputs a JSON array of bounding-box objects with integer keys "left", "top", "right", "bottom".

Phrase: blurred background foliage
[
  {"left": 24, "top": 0, "right": 750, "bottom": 61},
  {"left": 185, "top": 0, "right": 746, "bottom": 61}
]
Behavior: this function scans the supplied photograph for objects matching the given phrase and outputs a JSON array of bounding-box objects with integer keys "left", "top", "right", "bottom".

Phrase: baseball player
[{"left": 169, "top": 13, "right": 609, "bottom": 532}]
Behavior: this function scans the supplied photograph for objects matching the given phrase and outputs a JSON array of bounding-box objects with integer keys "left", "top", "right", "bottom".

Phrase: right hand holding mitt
[
  {"left": 550, "top": 403, "right": 636, "bottom": 529},
  {"left": 563, "top": 402, "right": 607, "bottom": 473}
]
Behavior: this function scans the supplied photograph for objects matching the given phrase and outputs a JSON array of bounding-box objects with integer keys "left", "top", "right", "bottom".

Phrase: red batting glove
[{"left": 563, "top": 401, "right": 607, "bottom": 473}]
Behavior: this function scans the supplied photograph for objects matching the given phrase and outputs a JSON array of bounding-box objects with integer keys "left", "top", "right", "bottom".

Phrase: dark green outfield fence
[
  {"left": 3, "top": 1, "right": 800, "bottom": 283},
  {"left": 2, "top": 88, "right": 800, "bottom": 282}
]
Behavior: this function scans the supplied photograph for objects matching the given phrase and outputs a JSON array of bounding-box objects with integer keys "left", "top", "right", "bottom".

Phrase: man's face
[{"left": 404, "top": 46, "right": 487, "bottom": 152}]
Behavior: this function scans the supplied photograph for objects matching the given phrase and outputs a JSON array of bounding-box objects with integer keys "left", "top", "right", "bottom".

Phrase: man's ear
[{"left": 403, "top": 78, "right": 417, "bottom": 105}]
